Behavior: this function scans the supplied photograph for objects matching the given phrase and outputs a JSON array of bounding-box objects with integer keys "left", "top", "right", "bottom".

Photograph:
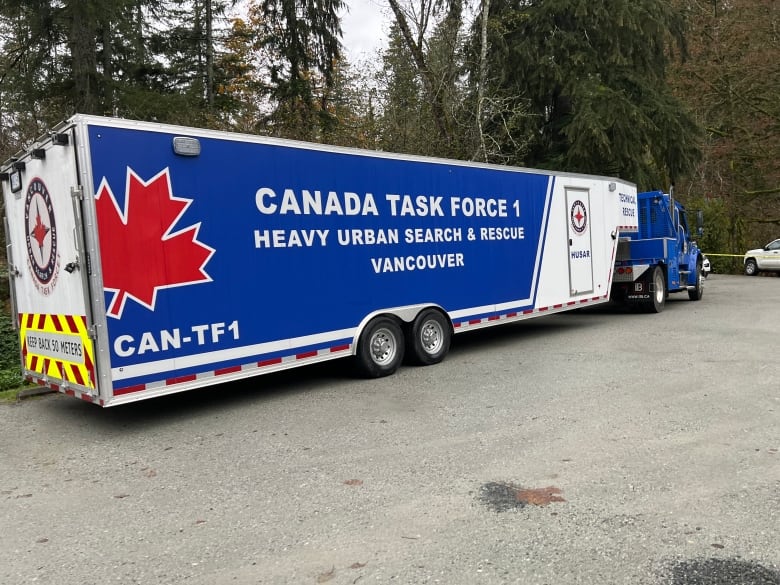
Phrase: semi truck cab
[{"left": 612, "top": 190, "right": 704, "bottom": 312}]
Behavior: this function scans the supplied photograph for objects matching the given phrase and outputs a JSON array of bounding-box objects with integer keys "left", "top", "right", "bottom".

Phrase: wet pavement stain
[
  {"left": 479, "top": 482, "right": 565, "bottom": 512},
  {"left": 663, "top": 558, "right": 780, "bottom": 585}
]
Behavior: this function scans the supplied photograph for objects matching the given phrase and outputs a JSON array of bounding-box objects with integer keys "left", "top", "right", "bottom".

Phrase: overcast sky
[
  {"left": 340, "top": 0, "right": 390, "bottom": 62},
  {"left": 227, "top": 1, "right": 390, "bottom": 63}
]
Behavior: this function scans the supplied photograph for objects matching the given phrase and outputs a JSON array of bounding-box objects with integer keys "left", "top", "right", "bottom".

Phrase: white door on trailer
[
  {"left": 3, "top": 130, "right": 97, "bottom": 394},
  {"left": 565, "top": 187, "right": 594, "bottom": 295}
]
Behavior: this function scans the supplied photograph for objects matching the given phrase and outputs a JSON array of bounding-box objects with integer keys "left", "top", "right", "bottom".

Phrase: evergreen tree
[
  {"left": 378, "top": 24, "right": 430, "bottom": 154},
  {"left": 475, "top": 0, "right": 701, "bottom": 187},
  {"left": 0, "top": 0, "right": 74, "bottom": 140},
  {"left": 120, "top": 0, "right": 238, "bottom": 125},
  {"left": 250, "top": 0, "right": 344, "bottom": 140},
  {"left": 0, "top": 0, "right": 244, "bottom": 134}
]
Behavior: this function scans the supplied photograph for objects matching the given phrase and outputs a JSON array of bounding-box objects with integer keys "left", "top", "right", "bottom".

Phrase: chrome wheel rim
[
  {"left": 370, "top": 327, "right": 397, "bottom": 365},
  {"left": 654, "top": 271, "right": 664, "bottom": 304},
  {"left": 420, "top": 319, "right": 444, "bottom": 355}
]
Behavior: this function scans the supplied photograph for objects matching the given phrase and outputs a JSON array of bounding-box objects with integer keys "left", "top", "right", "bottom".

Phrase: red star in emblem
[{"left": 31, "top": 201, "right": 50, "bottom": 249}]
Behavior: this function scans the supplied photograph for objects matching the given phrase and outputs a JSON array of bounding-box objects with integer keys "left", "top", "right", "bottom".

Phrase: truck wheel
[
  {"left": 744, "top": 258, "right": 758, "bottom": 276},
  {"left": 355, "top": 317, "right": 404, "bottom": 378},
  {"left": 408, "top": 309, "right": 451, "bottom": 366},
  {"left": 688, "top": 264, "right": 704, "bottom": 301},
  {"left": 648, "top": 266, "right": 666, "bottom": 313}
]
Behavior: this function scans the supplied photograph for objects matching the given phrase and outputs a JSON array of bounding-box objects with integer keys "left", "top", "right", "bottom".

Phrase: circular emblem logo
[
  {"left": 24, "top": 177, "right": 59, "bottom": 286},
  {"left": 570, "top": 200, "right": 588, "bottom": 235}
]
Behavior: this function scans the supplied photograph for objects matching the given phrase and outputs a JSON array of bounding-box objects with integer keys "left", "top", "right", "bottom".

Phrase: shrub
[{"left": 0, "top": 313, "right": 23, "bottom": 391}]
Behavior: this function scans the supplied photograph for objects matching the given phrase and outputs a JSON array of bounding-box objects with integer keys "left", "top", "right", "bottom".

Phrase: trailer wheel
[
  {"left": 408, "top": 309, "right": 451, "bottom": 366},
  {"left": 648, "top": 266, "right": 666, "bottom": 313},
  {"left": 688, "top": 263, "right": 704, "bottom": 301},
  {"left": 355, "top": 317, "right": 404, "bottom": 378}
]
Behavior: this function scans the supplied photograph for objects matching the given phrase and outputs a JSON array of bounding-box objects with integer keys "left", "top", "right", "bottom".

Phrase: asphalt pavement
[{"left": 1, "top": 274, "right": 778, "bottom": 585}]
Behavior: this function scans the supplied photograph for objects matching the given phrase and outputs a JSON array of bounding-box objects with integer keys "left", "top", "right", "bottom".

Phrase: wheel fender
[
  {"left": 407, "top": 306, "right": 454, "bottom": 337},
  {"left": 351, "top": 303, "right": 449, "bottom": 355}
]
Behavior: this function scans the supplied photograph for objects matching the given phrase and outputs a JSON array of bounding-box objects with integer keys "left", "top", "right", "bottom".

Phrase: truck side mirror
[{"left": 696, "top": 210, "right": 704, "bottom": 236}]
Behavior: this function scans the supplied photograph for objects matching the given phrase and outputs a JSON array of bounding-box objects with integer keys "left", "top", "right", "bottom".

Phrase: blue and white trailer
[{"left": 1, "top": 115, "right": 638, "bottom": 406}]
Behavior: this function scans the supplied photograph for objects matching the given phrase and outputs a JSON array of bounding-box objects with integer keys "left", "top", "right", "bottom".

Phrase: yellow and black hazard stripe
[{"left": 18, "top": 313, "right": 96, "bottom": 389}]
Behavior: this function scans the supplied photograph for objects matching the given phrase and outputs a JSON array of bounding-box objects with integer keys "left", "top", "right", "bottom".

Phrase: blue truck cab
[{"left": 611, "top": 190, "right": 704, "bottom": 312}]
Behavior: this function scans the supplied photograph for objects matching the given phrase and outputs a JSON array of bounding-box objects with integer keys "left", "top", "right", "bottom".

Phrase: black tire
[
  {"left": 647, "top": 266, "right": 666, "bottom": 313},
  {"left": 408, "top": 309, "right": 451, "bottom": 366},
  {"left": 744, "top": 258, "right": 758, "bottom": 276},
  {"left": 688, "top": 263, "right": 704, "bottom": 301},
  {"left": 355, "top": 317, "right": 404, "bottom": 378}
]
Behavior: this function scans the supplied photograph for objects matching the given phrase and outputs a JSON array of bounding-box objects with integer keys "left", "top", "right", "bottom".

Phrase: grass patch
[{"left": 0, "top": 386, "right": 24, "bottom": 403}]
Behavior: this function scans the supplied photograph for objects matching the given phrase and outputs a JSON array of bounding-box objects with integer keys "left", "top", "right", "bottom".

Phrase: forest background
[
  {"left": 1, "top": 0, "right": 778, "bottom": 260},
  {"left": 0, "top": 0, "right": 778, "bottom": 282}
]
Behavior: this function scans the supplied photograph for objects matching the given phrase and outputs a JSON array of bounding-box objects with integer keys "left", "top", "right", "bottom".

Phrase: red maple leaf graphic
[{"left": 95, "top": 168, "right": 215, "bottom": 318}]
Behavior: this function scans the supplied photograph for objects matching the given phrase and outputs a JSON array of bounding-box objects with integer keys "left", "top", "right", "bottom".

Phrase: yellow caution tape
[{"left": 704, "top": 253, "right": 777, "bottom": 259}]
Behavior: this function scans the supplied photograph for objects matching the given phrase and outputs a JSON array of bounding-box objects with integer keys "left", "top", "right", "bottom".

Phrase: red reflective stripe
[
  {"left": 65, "top": 314, "right": 80, "bottom": 333},
  {"left": 258, "top": 357, "right": 283, "bottom": 367},
  {"left": 166, "top": 375, "right": 197, "bottom": 385},
  {"left": 215, "top": 365, "right": 241, "bottom": 375},
  {"left": 84, "top": 350, "right": 96, "bottom": 386},
  {"left": 70, "top": 364, "right": 85, "bottom": 386},
  {"left": 296, "top": 350, "right": 318, "bottom": 359},
  {"left": 330, "top": 345, "right": 350, "bottom": 353},
  {"left": 114, "top": 384, "right": 146, "bottom": 396},
  {"left": 51, "top": 315, "right": 64, "bottom": 332}
]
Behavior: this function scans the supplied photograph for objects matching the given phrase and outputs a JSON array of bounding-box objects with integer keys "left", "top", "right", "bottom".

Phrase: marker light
[{"left": 173, "top": 136, "right": 201, "bottom": 156}]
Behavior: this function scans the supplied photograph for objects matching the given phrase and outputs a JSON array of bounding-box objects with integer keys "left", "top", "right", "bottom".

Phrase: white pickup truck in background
[{"left": 744, "top": 238, "right": 780, "bottom": 276}]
